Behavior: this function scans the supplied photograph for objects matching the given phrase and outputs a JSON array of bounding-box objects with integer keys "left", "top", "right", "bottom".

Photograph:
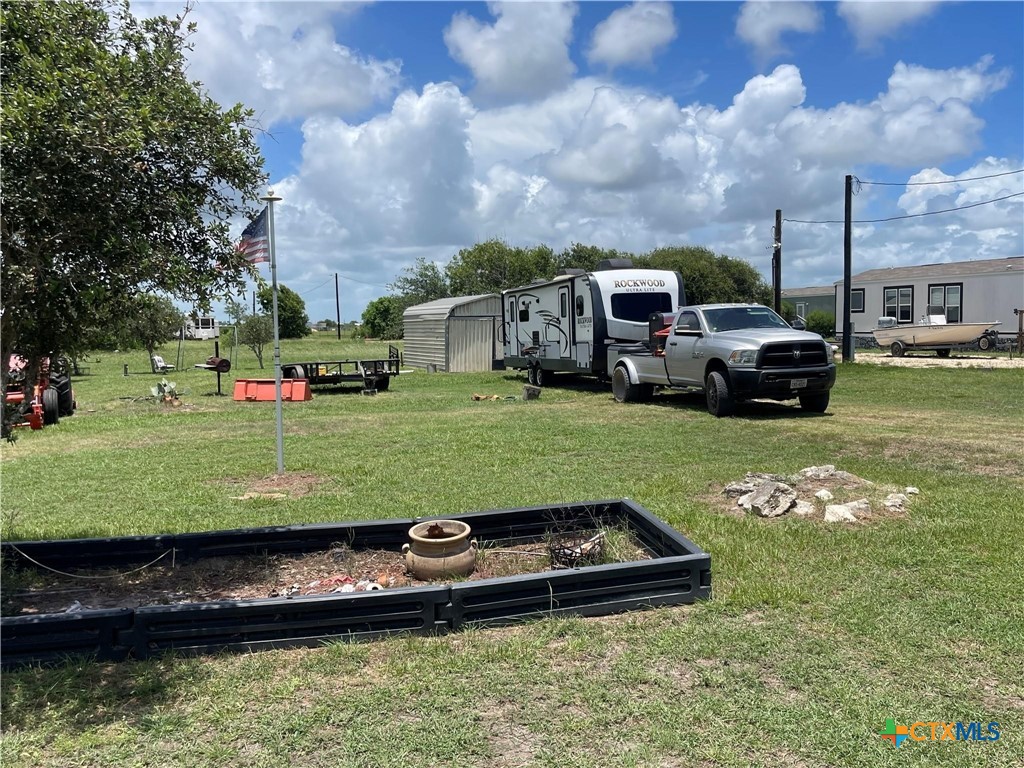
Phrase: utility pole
[
  {"left": 335, "top": 272, "right": 341, "bottom": 340},
  {"left": 843, "top": 175, "right": 854, "bottom": 363},
  {"left": 773, "top": 209, "right": 782, "bottom": 314}
]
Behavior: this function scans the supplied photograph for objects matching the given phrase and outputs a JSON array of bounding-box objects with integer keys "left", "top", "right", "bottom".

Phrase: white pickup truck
[{"left": 607, "top": 304, "right": 837, "bottom": 417}]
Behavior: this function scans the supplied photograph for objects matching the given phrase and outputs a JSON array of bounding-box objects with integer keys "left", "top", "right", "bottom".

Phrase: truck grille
[{"left": 758, "top": 342, "right": 829, "bottom": 369}]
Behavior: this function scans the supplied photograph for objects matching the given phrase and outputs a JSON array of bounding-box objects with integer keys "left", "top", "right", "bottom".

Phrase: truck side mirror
[{"left": 792, "top": 318, "right": 806, "bottom": 331}]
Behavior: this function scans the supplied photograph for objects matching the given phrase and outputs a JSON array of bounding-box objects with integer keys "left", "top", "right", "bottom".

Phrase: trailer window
[
  {"left": 576, "top": 295, "right": 584, "bottom": 316},
  {"left": 610, "top": 292, "right": 672, "bottom": 323},
  {"left": 519, "top": 304, "right": 529, "bottom": 322},
  {"left": 560, "top": 293, "right": 567, "bottom": 318}
]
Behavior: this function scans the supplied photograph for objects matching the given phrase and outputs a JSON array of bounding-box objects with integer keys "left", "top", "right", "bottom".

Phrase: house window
[
  {"left": 850, "top": 289, "right": 865, "bottom": 313},
  {"left": 928, "top": 283, "right": 962, "bottom": 323},
  {"left": 884, "top": 286, "right": 914, "bottom": 323},
  {"left": 575, "top": 295, "right": 584, "bottom": 317}
]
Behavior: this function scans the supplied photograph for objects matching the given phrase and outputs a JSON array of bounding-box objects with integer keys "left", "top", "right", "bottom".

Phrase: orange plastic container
[{"left": 233, "top": 379, "right": 312, "bottom": 402}]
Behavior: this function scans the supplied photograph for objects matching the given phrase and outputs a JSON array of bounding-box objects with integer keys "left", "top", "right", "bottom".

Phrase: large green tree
[
  {"left": 388, "top": 258, "right": 450, "bottom": 307},
  {"left": 258, "top": 284, "right": 310, "bottom": 339},
  {"left": 445, "top": 239, "right": 557, "bottom": 296},
  {"left": 1, "top": 0, "right": 264, "bottom": 434},
  {"left": 119, "top": 294, "right": 185, "bottom": 367},
  {"left": 641, "top": 246, "right": 772, "bottom": 305},
  {"left": 361, "top": 296, "right": 404, "bottom": 340}
]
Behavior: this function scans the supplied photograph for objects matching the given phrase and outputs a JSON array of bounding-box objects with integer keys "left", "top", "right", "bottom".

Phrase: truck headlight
[{"left": 728, "top": 350, "right": 758, "bottom": 366}]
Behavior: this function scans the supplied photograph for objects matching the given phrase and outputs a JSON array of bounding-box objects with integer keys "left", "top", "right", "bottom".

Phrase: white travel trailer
[
  {"left": 184, "top": 314, "right": 220, "bottom": 340},
  {"left": 502, "top": 260, "right": 686, "bottom": 384}
]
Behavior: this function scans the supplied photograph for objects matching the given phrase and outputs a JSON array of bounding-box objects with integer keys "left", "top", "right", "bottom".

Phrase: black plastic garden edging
[{"left": 1, "top": 499, "right": 711, "bottom": 668}]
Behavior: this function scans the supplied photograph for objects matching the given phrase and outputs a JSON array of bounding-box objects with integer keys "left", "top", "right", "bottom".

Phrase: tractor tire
[
  {"left": 611, "top": 366, "right": 639, "bottom": 403},
  {"left": 705, "top": 370, "right": 735, "bottom": 417},
  {"left": 50, "top": 373, "right": 75, "bottom": 416},
  {"left": 799, "top": 392, "right": 830, "bottom": 413},
  {"left": 42, "top": 388, "right": 60, "bottom": 425}
]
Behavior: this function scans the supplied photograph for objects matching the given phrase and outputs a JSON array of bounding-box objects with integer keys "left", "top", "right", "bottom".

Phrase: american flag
[{"left": 236, "top": 206, "right": 270, "bottom": 264}]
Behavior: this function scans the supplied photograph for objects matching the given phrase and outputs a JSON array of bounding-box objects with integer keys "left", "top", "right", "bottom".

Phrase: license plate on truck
[{"left": 790, "top": 378, "right": 808, "bottom": 389}]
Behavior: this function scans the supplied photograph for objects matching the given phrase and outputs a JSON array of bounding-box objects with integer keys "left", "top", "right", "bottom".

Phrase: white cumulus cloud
[
  {"left": 444, "top": 1, "right": 578, "bottom": 102},
  {"left": 135, "top": 2, "right": 401, "bottom": 126},
  {"left": 587, "top": 2, "right": 677, "bottom": 70},
  {"left": 735, "top": 1, "right": 822, "bottom": 64},
  {"left": 838, "top": 0, "right": 942, "bottom": 49}
]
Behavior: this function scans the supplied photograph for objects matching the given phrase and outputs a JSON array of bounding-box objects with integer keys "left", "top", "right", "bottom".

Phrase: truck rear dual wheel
[{"left": 705, "top": 371, "right": 735, "bottom": 417}]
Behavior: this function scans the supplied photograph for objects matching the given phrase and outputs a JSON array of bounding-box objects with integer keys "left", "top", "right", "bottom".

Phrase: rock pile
[{"left": 723, "top": 465, "right": 918, "bottom": 523}]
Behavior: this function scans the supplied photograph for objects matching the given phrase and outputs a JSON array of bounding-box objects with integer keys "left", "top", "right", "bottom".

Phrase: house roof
[
  {"left": 782, "top": 286, "right": 834, "bottom": 298},
  {"left": 836, "top": 256, "right": 1022, "bottom": 284},
  {"left": 402, "top": 294, "right": 497, "bottom": 318}
]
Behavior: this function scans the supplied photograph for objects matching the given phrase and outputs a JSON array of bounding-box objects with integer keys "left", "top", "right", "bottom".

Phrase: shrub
[{"left": 806, "top": 310, "right": 835, "bottom": 338}]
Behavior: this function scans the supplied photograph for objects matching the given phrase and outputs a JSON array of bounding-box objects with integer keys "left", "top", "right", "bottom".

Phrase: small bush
[{"left": 806, "top": 310, "right": 836, "bottom": 339}]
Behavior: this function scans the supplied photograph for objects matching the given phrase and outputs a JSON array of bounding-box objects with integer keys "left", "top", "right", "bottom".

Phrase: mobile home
[
  {"left": 835, "top": 256, "right": 1023, "bottom": 338},
  {"left": 502, "top": 260, "right": 686, "bottom": 383}
]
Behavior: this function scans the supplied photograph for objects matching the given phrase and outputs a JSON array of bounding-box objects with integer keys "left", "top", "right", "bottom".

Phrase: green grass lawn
[{"left": 2, "top": 337, "right": 1022, "bottom": 767}]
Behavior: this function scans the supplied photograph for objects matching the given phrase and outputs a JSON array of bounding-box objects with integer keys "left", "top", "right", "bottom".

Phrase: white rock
[
  {"left": 737, "top": 491, "right": 754, "bottom": 508},
  {"left": 741, "top": 481, "right": 797, "bottom": 518},
  {"left": 745, "top": 472, "right": 789, "bottom": 484},
  {"left": 792, "top": 500, "right": 816, "bottom": 517},
  {"left": 798, "top": 465, "right": 836, "bottom": 480},
  {"left": 884, "top": 493, "right": 909, "bottom": 511},
  {"left": 814, "top": 489, "right": 834, "bottom": 501},
  {"left": 905, "top": 486, "right": 920, "bottom": 495},
  {"left": 847, "top": 498, "right": 872, "bottom": 518},
  {"left": 825, "top": 504, "right": 858, "bottom": 523},
  {"left": 725, "top": 481, "right": 757, "bottom": 497}
]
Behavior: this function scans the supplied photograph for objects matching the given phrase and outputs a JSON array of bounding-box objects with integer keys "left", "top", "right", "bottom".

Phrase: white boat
[{"left": 872, "top": 306, "right": 1001, "bottom": 356}]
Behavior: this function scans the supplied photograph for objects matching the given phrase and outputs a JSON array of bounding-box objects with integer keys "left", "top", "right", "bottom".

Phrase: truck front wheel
[
  {"left": 612, "top": 366, "right": 639, "bottom": 403},
  {"left": 799, "top": 392, "right": 830, "bottom": 413},
  {"left": 705, "top": 371, "right": 735, "bottom": 417}
]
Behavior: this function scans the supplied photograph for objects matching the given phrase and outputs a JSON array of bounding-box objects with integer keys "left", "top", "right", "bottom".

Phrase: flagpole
[{"left": 263, "top": 189, "right": 285, "bottom": 474}]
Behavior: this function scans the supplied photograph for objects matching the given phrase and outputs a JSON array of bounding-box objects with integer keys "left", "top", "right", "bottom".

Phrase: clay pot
[{"left": 402, "top": 520, "right": 477, "bottom": 580}]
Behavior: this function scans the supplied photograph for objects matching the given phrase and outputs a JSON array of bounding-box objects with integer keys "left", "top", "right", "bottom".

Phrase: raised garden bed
[{"left": 0, "top": 500, "right": 711, "bottom": 668}]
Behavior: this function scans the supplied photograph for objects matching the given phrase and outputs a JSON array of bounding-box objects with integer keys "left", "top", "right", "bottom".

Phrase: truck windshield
[
  {"left": 704, "top": 307, "right": 790, "bottom": 332},
  {"left": 610, "top": 292, "right": 673, "bottom": 323}
]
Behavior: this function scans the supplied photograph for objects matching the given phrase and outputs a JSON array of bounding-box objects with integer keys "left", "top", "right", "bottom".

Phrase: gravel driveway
[{"left": 853, "top": 352, "right": 1024, "bottom": 369}]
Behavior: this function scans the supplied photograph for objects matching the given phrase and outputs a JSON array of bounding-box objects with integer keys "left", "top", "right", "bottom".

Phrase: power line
[
  {"left": 299, "top": 277, "right": 334, "bottom": 297},
  {"left": 784, "top": 192, "right": 1023, "bottom": 225},
  {"left": 335, "top": 271, "right": 391, "bottom": 289},
  {"left": 857, "top": 169, "right": 1024, "bottom": 187}
]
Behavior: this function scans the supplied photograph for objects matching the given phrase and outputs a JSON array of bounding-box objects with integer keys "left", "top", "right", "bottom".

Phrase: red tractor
[{"left": 5, "top": 355, "right": 76, "bottom": 430}]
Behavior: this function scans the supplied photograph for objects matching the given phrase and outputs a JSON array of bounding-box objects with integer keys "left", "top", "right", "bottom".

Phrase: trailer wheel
[
  {"left": 799, "top": 392, "right": 830, "bottom": 413},
  {"left": 534, "top": 366, "right": 546, "bottom": 387},
  {"left": 527, "top": 366, "right": 538, "bottom": 386},
  {"left": 374, "top": 376, "right": 390, "bottom": 391},
  {"left": 611, "top": 366, "right": 639, "bottom": 403},
  {"left": 42, "top": 388, "right": 60, "bottom": 425},
  {"left": 890, "top": 341, "right": 905, "bottom": 358},
  {"left": 704, "top": 371, "right": 734, "bottom": 417},
  {"left": 978, "top": 334, "right": 994, "bottom": 351},
  {"left": 936, "top": 349, "right": 951, "bottom": 358},
  {"left": 283, "top": 365, "right": 305, "bottom": 380}
]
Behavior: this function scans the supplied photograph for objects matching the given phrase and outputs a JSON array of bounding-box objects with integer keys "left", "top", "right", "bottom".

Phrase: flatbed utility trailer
[{"left": 282, "top": 345, "right": 400, "bottom": 391}]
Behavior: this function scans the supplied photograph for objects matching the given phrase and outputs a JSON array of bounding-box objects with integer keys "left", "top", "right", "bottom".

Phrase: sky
[{"left": 137, "top": 0, "right": 1024, "bottom": 324}]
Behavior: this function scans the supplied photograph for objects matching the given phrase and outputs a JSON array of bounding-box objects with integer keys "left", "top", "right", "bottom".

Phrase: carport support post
[
  {"left": 264, "top": 190, "right": 285, "bottom": 474},
  {"left": 842, "top": 175, "right": 854, "bottom": 363}
]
